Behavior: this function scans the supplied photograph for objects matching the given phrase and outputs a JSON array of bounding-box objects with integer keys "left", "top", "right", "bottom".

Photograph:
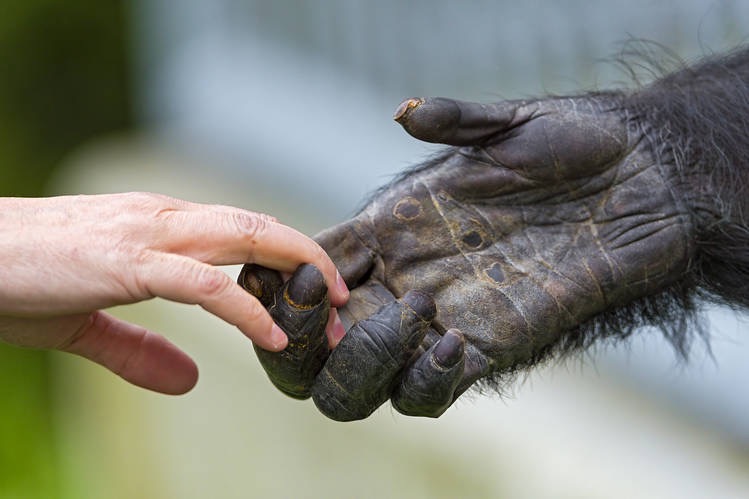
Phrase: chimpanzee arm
[
  {"left": 241, "top": 47, "right": 749, "bottom": 421},
  {"left": 627, "top": 47, "right": 749, "bottom": 309}
]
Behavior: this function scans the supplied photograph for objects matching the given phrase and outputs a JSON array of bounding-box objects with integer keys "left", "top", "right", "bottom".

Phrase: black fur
[
  {"left": 359, "top": 45, "right": 749, "bottom": 393},
  {"left": 628, "top": 46, "right": 749, "bottom": 308},
  {"left": 492, "top": 45, "right": 749, "bottom": 390}
]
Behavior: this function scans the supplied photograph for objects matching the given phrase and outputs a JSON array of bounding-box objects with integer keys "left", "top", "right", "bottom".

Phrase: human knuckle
[
  {"left": 110, "top": 193, "right": 180, "bottom": 229},
  {"left": 121, "top": 191, "right": 165, "bottom": 209},
  {"left": 232, "top": 212, "right": 271, "bottom": 242},
  {"left": 307, "top": 243, "right": 329, "bottom": 267},
  {"left": 126, "top": 249, "right": 156, "bottom": 296},
  {"left": 243, "top": 299, "right": 267, "bottom": 323},
  {"left": 193, "top": 266, "right": 231, "bottom": 296}
]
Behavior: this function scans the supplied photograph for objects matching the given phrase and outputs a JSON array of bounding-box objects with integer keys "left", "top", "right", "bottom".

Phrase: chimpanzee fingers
[
  {"left": 311, "top": 290, "right": 436, "bottom": 421},
  {"left": 391, "top": 329, "right": 465, "bottom": 417},
  {"left": 238, "top": 263, "right": 284, "bottom": 308},
  {"left": 314, "top": 219, "right": 377, "bottom": 289},
  {"left": 240, "top": 263, "right": 330, "bottom": 399},
  {"left": 334, "top": 279, "right": 400, "bottom": 331},
  {"left": 393, "top": 97, "right": 533, "bottom": 146}
]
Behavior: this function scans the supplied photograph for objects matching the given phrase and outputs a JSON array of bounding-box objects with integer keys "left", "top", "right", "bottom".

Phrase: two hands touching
[
  {"left": 0, "top": 92, "right": 692, "bottom": 420},
  {"left": 241, "top": 93, "right": 691, "bottom": 420},
  {"left": 4, "top": 47, "right": 742, "bottom": 420},
  {"left": 0, "top": 193, "right": 348, "bottom": 394}
]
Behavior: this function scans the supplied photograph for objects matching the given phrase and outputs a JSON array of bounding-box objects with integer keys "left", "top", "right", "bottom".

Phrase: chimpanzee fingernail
[
  {"left": 433, "top": 329, "right": 465, "bottom": 368},
  {"left": 238, "top": 264, "right": 283, "bottom": 307},
  {"left": 393, "top": 98, "right": 424, "bottom": 122},
  {"left": 241, "top": 271, "right": 262, "bottom": 297},
  {"left": 285, "top": 264, "right": 327, "bottom": 307},
  {"left": 400, "top": 290, "right": 437, "bottom": 321}
]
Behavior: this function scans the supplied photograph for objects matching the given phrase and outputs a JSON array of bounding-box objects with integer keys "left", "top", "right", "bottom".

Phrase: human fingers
[
  {"left": 391, "top": 329, "right": 465, "bottom": 417},
  {"left": 138, "top": 252, "right": 287, "bottom": 351},
  {"left": 325, "top": 308, "right": 346, "bottom": 349},
  {"left": 60, "top": 311, "right": 198, "bottom": 395},
  {"left": 241, "top": 263, "right": 330, "bottom": 399},
  {"left": 156, "top": 207, "right": 349, "bottom": 307},
  {"left": 311, "top": 290, "right": 436, "bottom": 422},
  {"left": 393, "top": 97, "right": 533, "bottom": 146}
]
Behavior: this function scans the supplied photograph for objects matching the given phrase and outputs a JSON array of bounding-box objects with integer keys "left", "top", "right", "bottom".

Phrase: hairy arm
[{"left": 627, "top": 47, "right": 749, "bottom": 309}]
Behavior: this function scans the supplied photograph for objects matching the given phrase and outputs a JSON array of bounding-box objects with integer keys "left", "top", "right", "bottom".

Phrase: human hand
[
  {"left": 243, "top": 94, "right": 691, "bottom": 419},
  {"left": 0, "top": 192, "right": 348, "bottom": 394}
]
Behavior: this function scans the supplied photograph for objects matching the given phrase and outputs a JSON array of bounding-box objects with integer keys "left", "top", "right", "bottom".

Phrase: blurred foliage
[
  {"left": 0, "top": 1, "right": 132, "bottom": 497},
  {"left": 0, "top": 0, "right": 132, "bottom": 196},
  {"left": 0, "top": 348, "right": 59, "bottom": 498}
]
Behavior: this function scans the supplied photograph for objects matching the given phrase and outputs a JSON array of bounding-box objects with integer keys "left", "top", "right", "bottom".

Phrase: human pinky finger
[
  {"left": 138, "top": 253, "right": 287, "bottom": 351},
  {"left": 61, "top": 311, "right": 198, "bottom": 395}
]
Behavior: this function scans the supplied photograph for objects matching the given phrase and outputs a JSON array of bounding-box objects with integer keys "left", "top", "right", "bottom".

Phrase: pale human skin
[{"left": 0, "top": 192, "right": 349, "bottom": 395}]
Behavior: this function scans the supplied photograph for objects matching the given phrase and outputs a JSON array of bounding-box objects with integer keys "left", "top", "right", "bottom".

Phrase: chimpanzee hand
[
  {"left": 239, "top": 263, "right": 439, "bottom": 420},
  {"left": 241, "top": 93, "right": 692, "bottom": 420}
]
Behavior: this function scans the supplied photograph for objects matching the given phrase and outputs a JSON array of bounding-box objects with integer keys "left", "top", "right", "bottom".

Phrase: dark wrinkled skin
[
  {"left": 241, "top": 93, "right": 693, "bottom": 420},
  {"left": 312, "top": 288, "right": 436, "bottom": 420},
  {"left": 239, "top": 264, "right": 330, "bottom": 399},
  {"left": 242, "top": 263, "right": 438, "bottom": 421}
]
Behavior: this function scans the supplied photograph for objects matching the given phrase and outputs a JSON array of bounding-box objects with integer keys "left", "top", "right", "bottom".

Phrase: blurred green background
[
  {"left": 2, "top": 1, "right": 749, "bottom": 498},
  {"left": 0, "top": 2, "right": 130, "bottom": 498},
  {"left": 0, "top": 1, "right": 131, "bottom": 196}
]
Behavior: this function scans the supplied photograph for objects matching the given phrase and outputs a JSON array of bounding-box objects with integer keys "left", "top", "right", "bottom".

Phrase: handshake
[{"left": 238, "top": 86, "right": 704, "bottom": 421}]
